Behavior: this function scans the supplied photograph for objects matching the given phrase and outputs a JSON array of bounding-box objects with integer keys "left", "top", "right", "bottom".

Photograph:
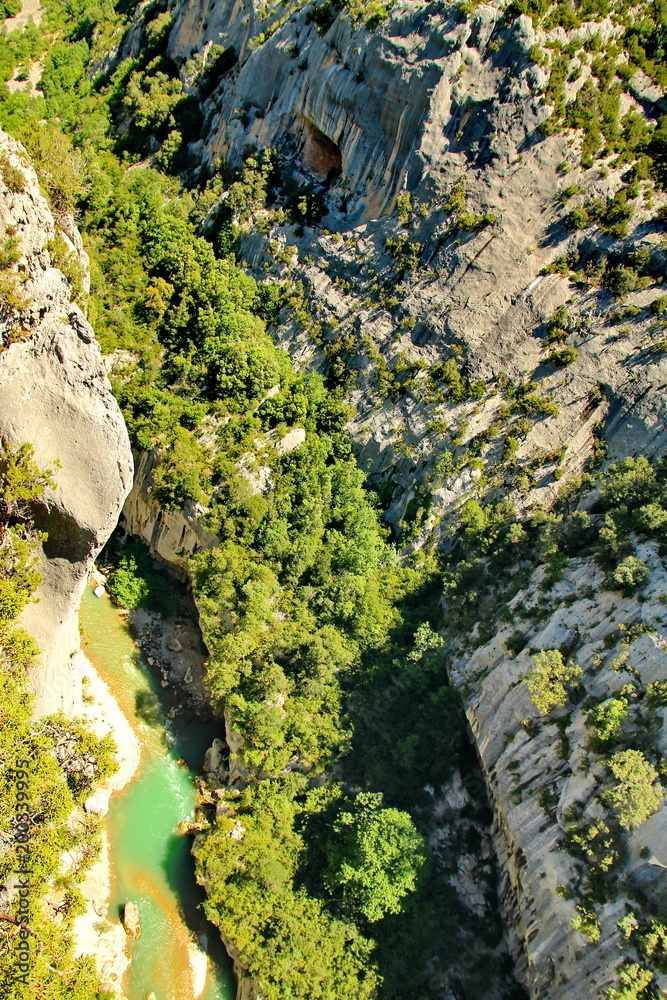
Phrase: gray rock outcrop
[
  {"left": 121, "top": 448, "right": 217, "bottom": 581},
  {"left": 452, "top": 547, "right": 667, "bottom": 999},
  {"left": 0, "top": 130, "right": 133, "bottom": 716}
]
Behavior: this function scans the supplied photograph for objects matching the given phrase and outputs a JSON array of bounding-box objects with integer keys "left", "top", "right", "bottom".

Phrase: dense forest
[{"left": 2, "top": 0, "right": 667, "bottom": 997}]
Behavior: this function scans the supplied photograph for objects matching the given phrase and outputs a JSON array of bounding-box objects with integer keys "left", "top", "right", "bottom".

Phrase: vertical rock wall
[{"left": 0, "top": 131, "right": 133, "bottom": 716}]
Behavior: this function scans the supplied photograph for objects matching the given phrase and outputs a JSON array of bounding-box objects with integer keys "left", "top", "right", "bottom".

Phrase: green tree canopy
[
  {"left": 526, "top": 648, "right": 582, "bottom": 715},
  {"left": 324, "top": 792, "right": 428, "bottom": 923},
  {"left": 0, "top": 438, "right": 57, "bottom": 530},
  {"left": 605, "top": 750, "right": 663, "bottom": 830}
]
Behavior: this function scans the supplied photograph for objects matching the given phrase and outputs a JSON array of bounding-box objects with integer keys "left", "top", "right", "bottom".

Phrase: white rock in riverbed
[{"left": 121, "top": 901, "right": 141, "bottom": 938}]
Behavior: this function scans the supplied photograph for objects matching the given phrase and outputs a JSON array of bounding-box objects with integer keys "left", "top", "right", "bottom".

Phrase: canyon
[{"left": 2, "top": 0, "right": 667, "bottom": 998}]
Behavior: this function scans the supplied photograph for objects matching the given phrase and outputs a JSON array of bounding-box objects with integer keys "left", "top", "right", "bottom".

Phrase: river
[{"left": 79, "top": 585, "right": 236, "bottom": 1000}]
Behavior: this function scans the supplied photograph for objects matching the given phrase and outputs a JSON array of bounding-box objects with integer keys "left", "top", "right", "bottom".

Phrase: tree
[
  {"left": 526, "top": 648, "right": 582, "bottom": 715},
  {"left": 325, "top": 792, "right": 428, "bottom": 922},
  {"left": 610, "top": 555, "right": 650, "bottom": 594},
  {"left": 604, "top": 750, "right": 663, "bottom": 830},
  {"left": 0, "top": 0, "right": 21, "bottom": 17},
  {"left": 606, "top": 963, "right": 654, "bottom": 1000},
  {"left": 0, "top": 440, "right": 58, "bottom": 647},
  {"left": 0, "top": 439, "right": 58, "bottom": 530},
  {"left": 586, "top": 697, "right": 628, "bottom": 748}
]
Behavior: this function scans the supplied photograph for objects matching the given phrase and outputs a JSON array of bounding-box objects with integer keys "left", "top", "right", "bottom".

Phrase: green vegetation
[
  {"left": 1, "top": 0, "right": 666, "bottom": 996},
  {"left": 0, "top": 151, "right": 25, "bottom": 192},
  {"left": 526, "top": 648, "right": 583, "bottom": 715},
  {"left": 0, "top": 228, "right": 28, "bottom": 316},
  {"left": 0, "top": 4, "right": 470, "bottom": 996},
  {"left": 107, "top": 539, "right": 178, "bottom": 617},
  {"left": 606, "top": 962, "right": 655, "bottom": 1000},
  {"left": 604, "top": 750, "right": 663, "bottom": 830},
  {"left": 323, "top": 792, "right": 428, "bottom": 923},
  {"left": 0, "top": 1, "right": 21, "bottom": 18},
  {"left": 0, "top": 439, "right": 117, "bottom": 1000},
  {"left": 446, "top": 182, "right": 497, "bottom": 230},
  {"left": 586, "top": 696, "right": 628, "bottom": 749},
  {"left": 198, "top": 780, "right": 380, "bottom": 1000},
  {"left": 306, "top": 0, "right": 393, "bottom": 33},
  {"left": 45, "top": 233, "right": 85, "bottom": 302}
]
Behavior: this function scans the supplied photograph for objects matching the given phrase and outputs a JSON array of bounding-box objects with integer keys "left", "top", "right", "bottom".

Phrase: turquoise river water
[{"left": 80, "top": 585, "right": 236, "bottom": 1000}]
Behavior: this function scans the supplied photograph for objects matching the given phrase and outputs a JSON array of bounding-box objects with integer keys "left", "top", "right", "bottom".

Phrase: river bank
[
  {"left": 71, "top": 645, "right": 141, "bottom": 996},
  {"left": 74, "top": 579, "right": 235, "bottom": 1000}
]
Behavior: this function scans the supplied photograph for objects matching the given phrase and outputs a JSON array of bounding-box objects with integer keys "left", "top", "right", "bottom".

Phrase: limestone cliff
[
  {"left": 452, "top": 548, "right": 667, "bottom": 999},
  {"left": 0, "top": 130, "right": 133, "bottom": 715},
  {"left": 120, "top": 448, "right": 217, "bottom": 581},
  {"left": 108, "top": 1, "right": 667, "bottom": 995},
  {"left": 166, "top": 0, "right": 667, "bottom": 529}
]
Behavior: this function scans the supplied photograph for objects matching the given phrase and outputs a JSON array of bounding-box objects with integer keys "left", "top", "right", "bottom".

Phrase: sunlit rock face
[{"left": 0, "top": 130, "right": 133, "bottom": 716}]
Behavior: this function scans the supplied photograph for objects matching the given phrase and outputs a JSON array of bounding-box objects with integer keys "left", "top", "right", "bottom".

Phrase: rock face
[
  {"left": 0, "top": 130, "right": 133, "bottom": 715},
  {"left": 166, "top": 0, "right": 667, "bottom": 536},
  {"left": 170, "top": 0, "right": 449, "bottom": 221},
  {"left": 121, "top": 448, "right": 217, "bottom": 581},
  {"left": 451, "top": 547, "right": 667, "bottom": 999}
]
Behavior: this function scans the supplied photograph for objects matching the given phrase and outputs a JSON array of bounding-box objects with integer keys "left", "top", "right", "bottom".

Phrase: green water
[{"left": 80, "top": 586, "right": 236, "bottom": 1000}]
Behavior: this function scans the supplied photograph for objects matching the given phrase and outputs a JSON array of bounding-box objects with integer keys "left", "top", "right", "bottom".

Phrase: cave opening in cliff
[{"left": 301, "top": 120, "right": 342, "bottom": 181}]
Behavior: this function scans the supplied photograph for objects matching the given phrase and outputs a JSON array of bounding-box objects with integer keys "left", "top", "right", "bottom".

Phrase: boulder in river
[
  {"left": 204, "top": 737, "right": 227, "bottom": 785},
  {"left": 176, "top": 820, "right": 204, "bottom": 835},
  {"left": 121, "top": 901, "right": 141, "bottom": 938},
  {"left": 84, "top": 789, "right": 110, "bottom": 816}
]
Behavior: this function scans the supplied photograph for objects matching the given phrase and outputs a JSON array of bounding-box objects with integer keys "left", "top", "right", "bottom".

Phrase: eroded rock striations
[
  {"left": 0, "top": 130, "right": 133, "bottom": 715},
  {"left": 453, "top": 550, "right": 667, "bottom": 999},
  {"left": 166, "top": 0, "right": 667, "bottom": 534}
]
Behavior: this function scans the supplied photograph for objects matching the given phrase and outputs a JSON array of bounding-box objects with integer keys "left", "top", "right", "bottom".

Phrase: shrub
[
  {"left": 46, "top": 233, "right": 85, "bottom": 300},
  {"left": 505, "top": 629, "right": 526, "bottom": 655},
  {"left": 606, "top": 964, "right": 655, "bottom": 1000},
  {"left": 551, "top": 346, "right": 579, "bottom": 366},
  {"left": 396, "top": 192, "right": 412, "bottom": 226},
  {"left": 526, "top": 648, "right": 582, "bottom": 715},
  {"left": 572, "top": 904, "right": 601, "bottom": 942},
  {"left": 0, "top": 151, "right": 25, "bottom": 192},
  {"left": 646, "top": 680, "right": 667, "bottom": 708},
  {"left": 0, "top": 229, "right": 29, "bottom": 313},
  {"left": 604, "top": 749, "right": 663, "bottom": 830},
  {"left": 586, "top": 697, "right": 628, "bottom": 748},
  {"left": 108, "top": 541, "right": 178, "bottom": 616},
  {"left": 0, "top": 0, "right": 21, "bottom": 16},
  {"left": 569, "top": 205, "right": 591, "bottom": 229},
  {"left": 604, "top": 264, "right": 640, "bottom": 298},
  {"left": 610, "top": 555, "right": 649, "bottom": 594}
]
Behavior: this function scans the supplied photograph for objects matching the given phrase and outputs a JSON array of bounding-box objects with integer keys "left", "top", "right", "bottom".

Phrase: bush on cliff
[
  {"left": 604, "top": 750, "right": 664, "bottom": 830},
  {"left": 526, "top": 649, "right": 583, "bottom": 716}
]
